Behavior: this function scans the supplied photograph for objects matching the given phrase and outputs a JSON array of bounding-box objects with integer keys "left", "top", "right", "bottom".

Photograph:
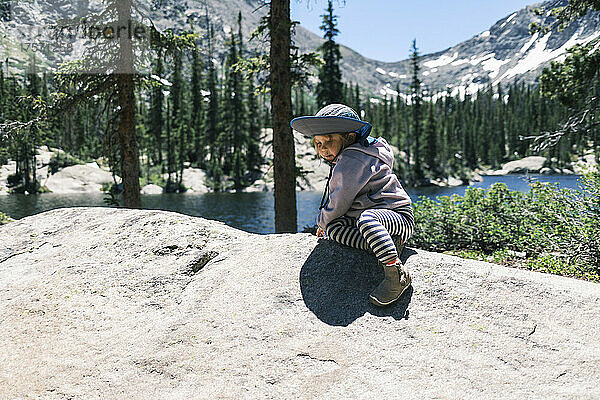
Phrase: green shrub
[
  {"left": 0, "top": 212, "right": 12, "bottom": 225},
  {"left": 48, "top": 153, "right": 84, "bottom": 174},
  {"left": 140, "top": 173, "right": 166, "bottom": 187},
  {"left": 410, "top": 172, "right": 600, "bottom": 282}
]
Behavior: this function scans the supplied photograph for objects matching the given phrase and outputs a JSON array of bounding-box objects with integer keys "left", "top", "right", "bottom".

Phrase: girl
[{"left": 291, "top": 104, "right": 415, "bottom": 306}]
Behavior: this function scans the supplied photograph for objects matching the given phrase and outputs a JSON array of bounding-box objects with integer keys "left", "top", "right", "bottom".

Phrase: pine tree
[
  {"left": 353, "top": 83, "right": 361, "bottom": 118},
  {"left": 496, "top": 83, "right": 506, "bottom": 163},
  {"left": 150, "top": 49, "right": 165, "bottom": 170},
  {"left": 409, "top": 39, "right": 423, "bottom": 183},
  {"left": 167, "top": 48, "right": 183, "bottom": 189},
  {"left": 316, "top": 0, "right": 343, "bottom": 108},
  {"left": 190, "top": 26, "right": 205, "bottom": 167},
  {"left": 424, "top": 101, "right": 437, "bottom": 175},
  {"left": 225, "top": 16, "right": 247, "bottom": 191},
  {"left": 270, "top": 0, "right": 297, "bottom": 232},
  {"left": 205, "top": 23, "right": 221, "bottom": 191},
  {"left": 246, "top": 73, "right": 263, "bottom": 175},
  {"left": 0, "top": 61, "right": 5, "bottom": 124}
]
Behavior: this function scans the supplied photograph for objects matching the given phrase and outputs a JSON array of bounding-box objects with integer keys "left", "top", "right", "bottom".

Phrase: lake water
[{"left": 0, "top": 174, "right": 584, "bottom": 234}]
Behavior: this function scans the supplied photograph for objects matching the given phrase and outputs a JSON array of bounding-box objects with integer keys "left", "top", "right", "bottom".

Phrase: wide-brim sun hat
[{"left": 290, "top": 103, "right": 372, "bottom": 141}]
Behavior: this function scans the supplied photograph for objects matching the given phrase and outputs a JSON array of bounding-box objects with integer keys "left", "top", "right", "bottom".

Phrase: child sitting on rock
[{"left": 291, "top": 104, "right": 415, "bottom": 306}]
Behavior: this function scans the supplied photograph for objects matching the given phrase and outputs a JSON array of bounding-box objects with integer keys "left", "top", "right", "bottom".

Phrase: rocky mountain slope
[
  {"left": 1, "top": 207, "right": 599, "bottom": 398},
  {"left": 358, "top": 0, "right": 600, "bottom": 99},
  {"left": 2, "top": 0, "right": 599, "bottom": 98}
]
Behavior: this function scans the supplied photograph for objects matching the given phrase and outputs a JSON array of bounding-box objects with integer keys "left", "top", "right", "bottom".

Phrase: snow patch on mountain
[
  {"left": 519, "top": 32, "right": 540, "bottom": 54},
  {"left": 498, "top": 28, "right": 600, "bottom": 84},
  {"left": 469, "top": 53, "right": 495, "bottom": 66},
  {"left": 451, "top": 58, "right": 470, "bottom": 66},
  {"left": 423, "top": 52, "right": 459, "bottom": 69},
  {"left": 363, "top": 1, "right": 600, "bottom": 100},
  {"left": 481, "top": 56, "right": 512, "bottom": 79},
  {"left": 380, "top": 85, "right": 398, "bottom": 97},
  {"left": 501, "top": 13, "right": 517, "bottom": 28}
]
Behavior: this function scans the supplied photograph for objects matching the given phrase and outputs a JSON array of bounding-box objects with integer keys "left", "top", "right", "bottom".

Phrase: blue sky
[{"left": 290, "top": 0, "right": 537, "bottom": 62}]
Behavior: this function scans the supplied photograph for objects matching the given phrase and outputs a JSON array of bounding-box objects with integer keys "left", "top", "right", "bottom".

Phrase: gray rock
[
  {"left": 181, "top": 168, "right": 209, "bottom": 193},
  {"left": 482, "top": 168, "right": 510, "bottom": 176},
  {"left": 572, "top": 154, "right": 598, "bottom": 174},
  {"left": 430, "top": 176, "right": 464, "bottom": 187},
  {"left": 501, "top": 156, "right": 547, "bottom": 173},
  {"left": 35, "top": 146, "right": 65, "bottom": 167},
  {"left": 44, "top": 164, "right": 117, "bottom": 193},
  {"left": 141, "top": 184, "right": 164, "bottom": 194},
  {"left": 0, "top": 207, "right": 599, "bottom": 399}
]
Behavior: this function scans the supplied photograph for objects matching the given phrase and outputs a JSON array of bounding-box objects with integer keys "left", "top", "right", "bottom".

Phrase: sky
[{"left": 290, "top": 0, "right": 538, "bottom": 62}]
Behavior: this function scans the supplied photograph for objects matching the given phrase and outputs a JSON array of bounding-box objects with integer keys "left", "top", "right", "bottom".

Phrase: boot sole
[{"left": 369, "top": 276, "right": 412, "bottom": 307}]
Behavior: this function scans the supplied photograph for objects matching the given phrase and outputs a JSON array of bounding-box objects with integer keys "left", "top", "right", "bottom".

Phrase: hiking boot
[{"left": 369, "top": 261, "right": 412, "bottom": 307}]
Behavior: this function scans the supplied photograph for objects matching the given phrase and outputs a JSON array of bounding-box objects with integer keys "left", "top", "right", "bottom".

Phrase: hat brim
[{"left": 290, "top": 116, "right": 368, "bottom": 137}]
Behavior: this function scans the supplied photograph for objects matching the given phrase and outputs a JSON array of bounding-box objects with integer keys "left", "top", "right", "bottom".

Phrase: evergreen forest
[{"left": 2, "top": 22, "right": 598, "bottom": 193}]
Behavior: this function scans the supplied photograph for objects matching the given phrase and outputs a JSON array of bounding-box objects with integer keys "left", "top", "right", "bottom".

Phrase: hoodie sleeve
[{"left": 317, "top": 152, "right": 373, "bottom": 230}]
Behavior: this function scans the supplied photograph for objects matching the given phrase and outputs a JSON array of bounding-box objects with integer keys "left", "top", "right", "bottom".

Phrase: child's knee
[{"left": 357, "top": 209, "right": 377, "bottom": 227}]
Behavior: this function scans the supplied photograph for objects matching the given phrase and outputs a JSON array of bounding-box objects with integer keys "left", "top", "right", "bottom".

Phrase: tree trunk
[
  {"left": 116, "top": 0, "right": 140, "bottom": 208},
  {"left": 270, "top": 0, "right": 297, "bottom": 233},
  {"left": 116, "top": 73, "right": 140, "bottom": 207}
]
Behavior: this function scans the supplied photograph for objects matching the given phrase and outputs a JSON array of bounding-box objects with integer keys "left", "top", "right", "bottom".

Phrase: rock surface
[
  {"left": 0, "top": 208, "right": 599, "bottom": 399},
  {"left": 43, "top": 163, "right": 117, "bottom": 193},
  {"left": 181, "top": 168, "right": 210, "bottom": 193},
  {"left": 572, "top": 153, "right": 598, "bottom": 174},
  {"left": 483, "top": 156, "right": 548, "bottom": 175},
  {"left": 141, "top": 184, "right": 164, "bottom": 194}
]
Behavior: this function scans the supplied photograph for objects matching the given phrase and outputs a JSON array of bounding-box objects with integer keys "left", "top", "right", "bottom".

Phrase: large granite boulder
[
  {"left": 0, "top": 208, "right": 598, "bottom": 398},
  {"left": 43, "top": 163, "right": 117, "bottom": 193},
  {"left": 501, "top": 156, "right": 547, "bottom": 173},
  {"left": 141, "top": 184, "right": 164, "bottom": 194}
]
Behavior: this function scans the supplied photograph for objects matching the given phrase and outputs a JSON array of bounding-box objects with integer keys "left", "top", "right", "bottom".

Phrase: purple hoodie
[{"left": 317, "top": 137, "right": 412, "bottom": 229}]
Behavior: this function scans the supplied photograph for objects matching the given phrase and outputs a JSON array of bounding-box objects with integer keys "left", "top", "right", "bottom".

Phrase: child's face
[{"left": 313, "top": 134, "right": 344, "bottom": 162}]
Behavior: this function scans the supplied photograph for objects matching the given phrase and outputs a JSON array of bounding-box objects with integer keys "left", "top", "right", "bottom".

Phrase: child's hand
[{"left": 316, "top": 227, "right": 327, "bottom": 238}]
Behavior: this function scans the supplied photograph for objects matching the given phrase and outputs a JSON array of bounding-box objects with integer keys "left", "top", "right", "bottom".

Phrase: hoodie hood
[{"left": 343, "top": 137, "right": 394, "bottom": 169}]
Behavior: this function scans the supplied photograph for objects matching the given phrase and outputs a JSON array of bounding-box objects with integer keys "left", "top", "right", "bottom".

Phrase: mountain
[
  {"left": 151, "top": 0, "right": 600, "bottom": 98},
  {"left": 1, "top": 0, "right": 599, "bottom": 98},
  {"left": 327, "top": 0, "right": 600, "bottom": 99}
]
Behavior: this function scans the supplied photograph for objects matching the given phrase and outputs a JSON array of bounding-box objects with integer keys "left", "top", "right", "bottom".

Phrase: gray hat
[{"left": 290, "top": 104, "right": 371, "bottom": 139}]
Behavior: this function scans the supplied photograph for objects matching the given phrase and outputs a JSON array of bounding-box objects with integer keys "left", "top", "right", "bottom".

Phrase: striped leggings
[{"left": 326, "top": 205, "right": 415, "bottom": 264}]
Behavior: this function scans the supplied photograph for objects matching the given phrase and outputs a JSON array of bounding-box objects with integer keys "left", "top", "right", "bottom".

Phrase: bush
[
  {"left": 101, "top": 182, "right": 123, "bottom": 194},
  {"left": 164, "top": 180, "right": 187, "bottom": 193},
  {"left": 140, "top": 173, "right": 165, "bottom": 187},
  {"left": 0, "top": 148, "right": 8, "bottom": 165},
  {"left": 410, "top": 172, "right": 600, "bottom": 282},
  {"left": 48, "top": 153, "right": 84, "bottom": 174},
  {"left": 0, "top": 211, "right": 12, "bottom": 225}
]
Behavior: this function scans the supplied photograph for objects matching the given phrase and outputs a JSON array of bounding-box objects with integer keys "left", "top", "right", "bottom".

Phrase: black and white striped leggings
[{"left": 325, "top": 205, "right": 415, "bottom": 264}]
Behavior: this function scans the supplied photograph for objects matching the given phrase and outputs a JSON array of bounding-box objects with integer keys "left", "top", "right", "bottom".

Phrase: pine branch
[
  {"left": 520, "top": 99, "right": 600, "bottom": 152},
  {"left": 0, "top": 75, "right": 117, "bottom": 142}
]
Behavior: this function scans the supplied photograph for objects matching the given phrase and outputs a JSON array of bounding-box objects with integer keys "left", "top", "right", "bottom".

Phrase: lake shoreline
[{"left": 0, "top": 173, "right": 586, "bottom": 234}]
